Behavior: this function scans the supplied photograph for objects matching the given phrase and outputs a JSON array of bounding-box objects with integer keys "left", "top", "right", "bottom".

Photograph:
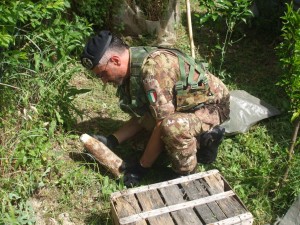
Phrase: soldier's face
[
  {"left": 92, "top": 60, "right": 108, "bottom": 80},
  {"left": 92, "top": 58, "right": 124, "bottom": 86}
]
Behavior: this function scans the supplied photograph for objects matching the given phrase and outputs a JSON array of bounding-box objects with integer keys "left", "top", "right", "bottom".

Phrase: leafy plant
[
  {"left": 70, "top": 0, "right": 113, "bottom": 29},
  {"left": 0, "top": 122, "right": 53, "bottom": 223},
  {"left": 276, "top": 2, "right": 300, "bottom": 183},
  {"left": 0, "top": 0, "right": 93, "bottom": 221},
  {"left": 197, "top": 0, "right": 253, "bottom": 72},
  {"left": 1, "top": 195, "right": 36, "bottom": 225},
  {"left": 0, "top": 0, "right": 93, "bottom": 128}
]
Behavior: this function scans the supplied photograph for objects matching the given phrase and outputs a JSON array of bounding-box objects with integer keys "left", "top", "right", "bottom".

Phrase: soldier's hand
[
  {"left": 91, "top": 134, "right": 119, "bottom": 149},
  {"left": 123, "top": 161, "right": 149, "bottom": 187}
]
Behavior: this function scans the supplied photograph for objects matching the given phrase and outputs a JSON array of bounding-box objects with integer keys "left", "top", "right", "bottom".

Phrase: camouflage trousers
[{"left": 160, "top": 107, "right": 221, "bottom": 175}]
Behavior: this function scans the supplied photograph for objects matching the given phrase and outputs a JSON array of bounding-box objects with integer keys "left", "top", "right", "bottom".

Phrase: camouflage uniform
[{"left": 118, "top": 48, "right": 230, "bottom": 174}]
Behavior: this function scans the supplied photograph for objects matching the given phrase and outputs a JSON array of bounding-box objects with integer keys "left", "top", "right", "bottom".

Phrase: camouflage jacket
[{"left": 117, "top": 47, "right": 230, "bottom": 122}]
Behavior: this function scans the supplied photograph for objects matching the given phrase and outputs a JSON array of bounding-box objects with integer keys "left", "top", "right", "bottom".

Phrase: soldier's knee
[
  {"left": 161, "top": 114, "right": 189, "bottom": 138},
  {"left": 161, "top": 117, "right": 175, "bottom": 139}
]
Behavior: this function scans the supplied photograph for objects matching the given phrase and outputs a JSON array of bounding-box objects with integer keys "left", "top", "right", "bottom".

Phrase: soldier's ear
[{"left": 110, "top": 55, "right": 121, "bottom": 66}]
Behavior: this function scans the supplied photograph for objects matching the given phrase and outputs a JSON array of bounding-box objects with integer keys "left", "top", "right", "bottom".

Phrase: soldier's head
[{"left": 81, "top": 31, "right": 130, "bottom": 85}]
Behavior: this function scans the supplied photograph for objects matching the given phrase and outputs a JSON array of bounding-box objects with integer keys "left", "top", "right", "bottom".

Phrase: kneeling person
[{"left": 81, "top": 30, "right": 230, "bottom": 187}]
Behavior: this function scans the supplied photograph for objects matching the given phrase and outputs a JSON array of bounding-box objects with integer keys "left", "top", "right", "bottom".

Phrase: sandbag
[{"left": 112, "top": 0, "right": 180, "bottom": 46}]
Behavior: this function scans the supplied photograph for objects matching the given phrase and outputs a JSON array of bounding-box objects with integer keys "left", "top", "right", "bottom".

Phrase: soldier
[{"left": 81, "top": 30, "right": 230, "bottom": 187}]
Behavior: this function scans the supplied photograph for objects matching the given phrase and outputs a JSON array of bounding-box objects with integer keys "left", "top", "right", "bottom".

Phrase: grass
[{"left": 0, "top": 2, "right": 299, "bottom": 225}]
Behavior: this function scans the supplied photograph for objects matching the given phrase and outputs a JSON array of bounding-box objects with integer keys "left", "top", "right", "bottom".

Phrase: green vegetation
[
  {"left": 276, "top": 2, "right": 300, "bottom": 184},
  {"left": 0, "top": 0, "right": 299, "bottom": 224},
  {"left": 70, "top": 0, "right": 114, "bottom": 29},
  {"left": 277, "top": 2, "right": 300, "bottom": 125},
  {"left": 197, "top": 0, "right": 253, "bottom": 71}
]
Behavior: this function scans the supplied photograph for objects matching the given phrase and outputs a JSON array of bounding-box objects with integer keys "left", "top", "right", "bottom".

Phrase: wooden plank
[
  {"left": 208, "top": 212, "right": 253, "bottom": 225},
  {"left": 111, "top": 170, "right": 253, "bottom": 225},
  {"left": 136, "top": 189, "right": 174, "bottom": 224},
  {"left": 181, "top": 180, "right": 218, "bottom": 223},
  {"left": 193, "top": 179, "right": 227, "bottom": 221},
  {"left": 111, "top": 170, "right": 220, "bottom": 198},
  {"left": 226, "top": 196, "right": 247, "bottom": 215},
  {"left": 111, "top": 206, "right": 141, "bottom": 225},
  {"left": 219, "top": 174, "right": 250, "bottom": 214},
  {"left": 202, "top": 174, "right": 246, "bottom": 218},
  {"left": 203, "top": 173, "right": 224, "bottom": 193},
  {"left": 119, "top": 191, "right": 235, "bottom": 224},
  {"left": 159, "top": 184, "right": 203, "bottom": 225},
  {"left": 209, "top": 175, "right": 247, "bottom": 216},
  {"left": 113, "top": 194, "right": 147, "bottom": 225},
  {"left": 213, "top": 174, "right": 225, "bottom": 190},
  {"left": 201, "top": 175, "right": 235, "bottom": 217},
  {"left": 111, "top": 201, "right": 121, "bottom": 225}
]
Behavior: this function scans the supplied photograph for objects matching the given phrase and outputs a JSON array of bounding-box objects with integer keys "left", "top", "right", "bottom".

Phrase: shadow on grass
[
  {"left": 68, "top": 151, "right": 119, "bottom": 179},
  {"left": 74, "top": 116, "right": 126, "bottom": 136},
  {"left": 84, "top": 212, "right": 113, "bottom": 225}
]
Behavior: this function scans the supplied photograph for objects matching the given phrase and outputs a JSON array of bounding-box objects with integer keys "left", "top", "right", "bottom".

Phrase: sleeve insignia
[{"left": 147, "top": 90, "right": 157, "bottom": 104}]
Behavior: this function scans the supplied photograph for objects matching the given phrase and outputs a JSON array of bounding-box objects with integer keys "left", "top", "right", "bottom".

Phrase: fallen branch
[{"left": 0, "top": 82, "right": 20, "bottom": 90}]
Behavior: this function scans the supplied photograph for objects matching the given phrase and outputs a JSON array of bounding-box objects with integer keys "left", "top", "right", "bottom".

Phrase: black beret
[{"left": 81, "top": 30, "right": 112, "bottom": 70}]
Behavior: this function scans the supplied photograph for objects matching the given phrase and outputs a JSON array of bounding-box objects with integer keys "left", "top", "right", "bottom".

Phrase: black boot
[{"left": 196, "top": 125, "right": 225, "bottom": 164}]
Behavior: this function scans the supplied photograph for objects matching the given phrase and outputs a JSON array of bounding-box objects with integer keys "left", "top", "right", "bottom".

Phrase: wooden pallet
[{"left": 110, "top": 169, "right": 253, "bottom": 225}]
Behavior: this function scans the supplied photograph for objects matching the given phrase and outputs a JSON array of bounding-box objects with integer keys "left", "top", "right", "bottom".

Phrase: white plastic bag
[{"left": 220, "top": 90, "right": 281, "bottom": 134}]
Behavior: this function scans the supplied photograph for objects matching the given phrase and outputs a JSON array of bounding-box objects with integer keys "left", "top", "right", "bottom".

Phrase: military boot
[{"left": 196, "top": 125, "right": 225, "bottom": 164}]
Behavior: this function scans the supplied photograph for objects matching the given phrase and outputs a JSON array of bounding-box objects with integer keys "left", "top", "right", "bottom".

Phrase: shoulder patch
[{"left": 147, "top": 90, "right": 157, "bottom": 104}]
